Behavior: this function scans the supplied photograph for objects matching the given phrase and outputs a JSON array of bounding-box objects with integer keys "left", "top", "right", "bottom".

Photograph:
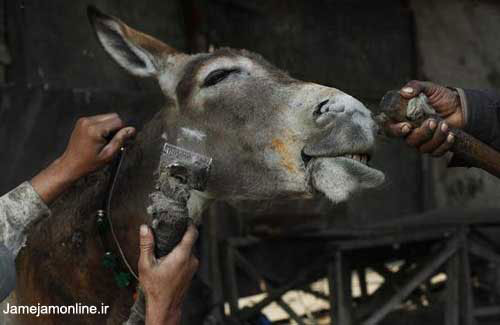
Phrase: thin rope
[{"left": 107, "top": 147, "right": 139, "bottom": 281}]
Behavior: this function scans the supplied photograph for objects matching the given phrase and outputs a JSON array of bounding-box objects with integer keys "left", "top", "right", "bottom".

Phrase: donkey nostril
[
  {"left": 314, "top": 99, "right": 346, "bottom": 118},
  {"left": 314, "top": 99, "right": 330, "bottom": 116}
]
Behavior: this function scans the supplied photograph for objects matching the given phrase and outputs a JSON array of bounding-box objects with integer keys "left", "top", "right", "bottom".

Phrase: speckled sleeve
[{"left": 0, "top": 182, "right": 50, "bottom": 257}]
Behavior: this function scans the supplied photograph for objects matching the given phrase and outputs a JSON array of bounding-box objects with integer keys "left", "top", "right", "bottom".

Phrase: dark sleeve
[
  {"left": 462, "top": 88, "right": 500, "bottom": 151},
  {"left": 0, "top": 243, "right": 16, "bottom": 302}
]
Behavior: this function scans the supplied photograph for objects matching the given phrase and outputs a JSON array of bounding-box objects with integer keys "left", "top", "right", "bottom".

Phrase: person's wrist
[
  {"left": 446, "top": 90, "right": 465, "bottom": 129},
  {"left": 454, "top": 88, "right": 467, "bottom": 129},
  {"left": 55, "top": 154, "right": 87, "bottom": 183},
  {"left": 30, "top": 156, "right": 80, "bottom": 205},
  {"left": 146, "top": 299, "right": 181, "bottom": 325}
]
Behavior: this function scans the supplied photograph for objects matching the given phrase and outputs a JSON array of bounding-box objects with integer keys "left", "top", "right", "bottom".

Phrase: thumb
[
  {"left": 400, "top": 80, "right": 439, "bottom": 100},
  {"left": 139, "top": 224, "right": 155, "bottom": 270},
  {"left": 384, "top": 122, "right": 413, "bottom": 138},
  {"left": 99, "top": 127, "right": 136, "bottom": 162}
]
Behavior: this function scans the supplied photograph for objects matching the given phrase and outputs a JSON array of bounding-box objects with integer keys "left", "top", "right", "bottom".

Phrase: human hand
[
  {"left": 139, "top": 224, "right": 199, "bottom": 325},
  {"left": 384, "top": 80, "right": 464, "bottom": 157},
  {"left": 31, "top": 113, "right": 135, "bottom": 204},
  {"left": 59, "top": 113, "right": 136, "bottom": 180}
]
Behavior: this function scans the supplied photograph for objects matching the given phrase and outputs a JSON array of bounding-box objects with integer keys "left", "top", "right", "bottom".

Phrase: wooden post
[
  {"left": 357, "top": 268, "right": 368, "bottom": 298},
  {"left": 225, "top": 245, "right": 240, "bottom": 315},
  {"left": 445, "top": 252, "right": 460, "bottom": 325},
  {"left": 328, "top": 260, "right": 337, "bottom": 324},
  {"left": 328, "top": 250, "right": 353, "bottom": 325},
  {"left": 207, "top": 212, "right": 225, "bottom": 321},
  {"left": 459, "top": 228, "right": 475, "bottom": 325}
]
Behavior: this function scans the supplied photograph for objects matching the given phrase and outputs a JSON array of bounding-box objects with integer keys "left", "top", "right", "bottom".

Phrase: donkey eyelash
[{"left": 202, "top": 68, "right": 240, "bottom": 87}]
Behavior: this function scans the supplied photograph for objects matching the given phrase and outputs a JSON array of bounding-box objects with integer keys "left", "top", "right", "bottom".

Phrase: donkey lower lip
[
  {"left": 305, "top": 155, "right": 386, "bottom": 203},
  {"left": 301, "top": 150, "right": 371, "bottom": 168}
]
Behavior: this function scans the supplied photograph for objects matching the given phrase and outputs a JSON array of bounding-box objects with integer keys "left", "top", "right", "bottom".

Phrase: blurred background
[{"left": 1, "top": 1, "right": 500, "bottom": 324}]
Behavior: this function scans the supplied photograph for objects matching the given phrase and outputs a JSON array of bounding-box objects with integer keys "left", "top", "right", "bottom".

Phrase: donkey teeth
[{"left": 342, "top": 154, "right": 369, "bottom": 165}]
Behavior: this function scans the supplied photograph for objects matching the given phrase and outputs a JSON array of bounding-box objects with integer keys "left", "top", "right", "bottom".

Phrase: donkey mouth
[
  {"left": 302, "top": 150, "right": 384, "bottom": 203},
  {"left": 301, "top": 151, "right": 372, "bottom": 168}
]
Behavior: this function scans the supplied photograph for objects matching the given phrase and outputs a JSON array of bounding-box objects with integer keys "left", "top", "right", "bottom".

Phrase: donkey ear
[{"left": 87, "top": 6, "right": 177, "bottom": 77}]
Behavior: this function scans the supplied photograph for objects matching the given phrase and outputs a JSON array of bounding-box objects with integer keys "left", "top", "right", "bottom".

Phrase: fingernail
[
  {"left": 447, "top": 133, "right": 455, "bottom": 143},
  {"left": 441, "top": 123, "right": 448, "bottom": 133},
  {"left": 402, "top": 125, "right": 411, "bottom": 134},
  {"left": 140, "top": 224, "right": 148, "bottom": 236},
  {"left": 402, "top": 87, "right": 414, "bottom": 94},
  {"left": 428, "top": 120, "right": 437, "bottom": 130}
]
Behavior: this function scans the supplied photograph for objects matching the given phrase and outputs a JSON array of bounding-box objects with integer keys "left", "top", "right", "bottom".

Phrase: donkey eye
[{"left": 202, "top": 69, "right": 239, "bottom": 87}]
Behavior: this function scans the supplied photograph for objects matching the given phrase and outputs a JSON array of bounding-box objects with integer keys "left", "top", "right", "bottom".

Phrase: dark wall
[
  {"left": 0, "top": 0, "right": 186, "bottom": 193},
  {"left": 0, "top": 87, "right": 164, "bottom": 192},
  {"left": 205, "top": 0, "right": 414, "bottom": 100},
  {"left": 6, "top": 0, "right": 186, "bottom": 90}
]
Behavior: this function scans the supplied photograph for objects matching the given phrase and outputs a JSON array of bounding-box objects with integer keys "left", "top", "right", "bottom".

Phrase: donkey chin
[{"left": 305, "top": 156, "right": 385, "bottom": 204}]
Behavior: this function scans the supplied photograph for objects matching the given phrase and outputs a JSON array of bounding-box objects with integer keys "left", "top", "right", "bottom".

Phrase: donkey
[{"left": 9, "top": 7, "right": 384, "bottom": 324}]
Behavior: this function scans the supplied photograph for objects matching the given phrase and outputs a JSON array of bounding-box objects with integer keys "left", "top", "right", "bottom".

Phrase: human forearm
[
  {"left": 138, "top": 225, "right": 198, "bottom": 325},
  {"left": 32, "top": 114, "right": 136, "bottom": 206},
  {"left": 383, "top": 81, "right": 500, "bottom": 166},
  {"left": 0, "top": 114, "right": 135, "bottom": 260},
  {"left": 30, "top": 157, "right": 80, "bottom": 206}
]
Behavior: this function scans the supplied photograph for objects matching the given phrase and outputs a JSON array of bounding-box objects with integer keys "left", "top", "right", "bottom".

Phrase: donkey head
[{"left": 88, "top": 7, "right": 384, "bottom": 205}]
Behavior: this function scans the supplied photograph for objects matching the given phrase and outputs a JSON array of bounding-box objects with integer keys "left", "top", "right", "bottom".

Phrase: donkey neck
[{"left": 108, "top": 108, "right": 172, "bottom": 216}]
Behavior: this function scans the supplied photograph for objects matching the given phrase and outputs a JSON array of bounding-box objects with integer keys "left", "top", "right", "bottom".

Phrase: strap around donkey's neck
[{"left": 98, "top": 146, "right": 139, "bottom": 285}]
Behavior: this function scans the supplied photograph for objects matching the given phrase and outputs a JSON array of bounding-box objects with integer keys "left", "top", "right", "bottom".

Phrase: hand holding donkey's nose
[{"left": 383, "top": 80, "right": 463, "bottom": 157}]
